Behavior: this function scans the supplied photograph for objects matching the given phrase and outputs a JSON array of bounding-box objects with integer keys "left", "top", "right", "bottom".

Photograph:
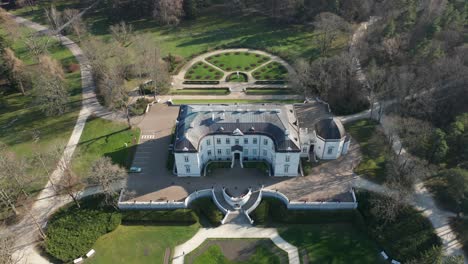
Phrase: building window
[
  {"left": 226, "top": 138, "right": 230, "bottom": 144},
  {"left": 243, "top": 149, "right": 248, "bottom": 156},
  {"left": 226, "top": 149, "right": 230, "bottom": 155},
  {"left": 185, "top": 165, "right": 190, "bottom": 173},
  {"left": 303, "top": 147, "right": 308, "bottom": 153},
  {"left": 285, "top": 155, "right": 290, "bottom": 162},
  {"left": 253, "top": 138, "right": 258, "bottom": 144},
  {"left": 208, "top": 150, "right": 212, "bottom": 156},
  {"left": 327, "top": 147, "right": 334, "bottom": 155},
  {"left": 263, "top": 149, "right": 267, "bottom": 156},
  {"left": 244, "top": 138, "right": 248, "bottom": 144},
  {"left": 284, "top": 165, "right": 289, "bottom": 173},
  {"left": 263, "top": 139, "right": 268, "bottom": 145},
  {"left": 216, "top": 138, "right": 221, "bottom": 144},
  {"left": 235, "top": 138, "right": 240, "bottom": 145},
  {"left": 207, "top": 139, "right": 211, "bottom": 146},
  {"left": 217, "top": 149, "right": 222, "bottom": 155},
  {"left": 253, "top": 149, "right": 257, "bottom": 156},
  {"left": 184, "top": 155, "right": 189, "bottom": 162}
]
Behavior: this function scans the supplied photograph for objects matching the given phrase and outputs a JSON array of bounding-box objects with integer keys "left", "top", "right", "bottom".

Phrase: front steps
[{"left": 213, "top": 187, "right": 263, "bottom": 225}]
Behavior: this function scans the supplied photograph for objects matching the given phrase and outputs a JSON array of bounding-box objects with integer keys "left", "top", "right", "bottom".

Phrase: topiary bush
[
  {"left": 121, "top": 209, "right": 198, "bottom": 224},
  {"left": 45, "top": 195, "right": 121, "bottom": 263}
]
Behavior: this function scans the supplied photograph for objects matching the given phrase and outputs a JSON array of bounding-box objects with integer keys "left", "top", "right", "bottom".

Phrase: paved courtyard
[{"left": 124, "top": 103, "right": 361, "bottom": 203}]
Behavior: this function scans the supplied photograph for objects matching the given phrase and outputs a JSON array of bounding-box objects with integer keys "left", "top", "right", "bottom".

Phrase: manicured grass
[
  {"left": 345, "top": 119, "right": 390, "bottom": 183},
  {"left": 187, "top": 239, "right": 286, "bottom": 264},
  {"left": 252, "top": 62, "right": 288, "bottom": 80},
  {"left": 72, "top": 117, "right": 140, "bottom": 178},
  {"left": 0, "top": 26, "right": 81, "bottom": 205},
  {"left": 279, "top": 224, "right": 385, "bottom": 264},
  {"left": 88, "top": 224, "right": 199, "bottom": 264},
  {"left": 206, "top": 52, "right": 270, "bottom": 72},
  {"left": 185, "top": 62, "right": 224, "bottom": 80},
  {"left": 12, "top": 2, "right": 350, "bottom": 61},
  {"left": 172, "top": 99, "right": 301, "bottom": 105},
  {"left": 170, "top": 88, "right": 230, "bottom": 95},
  {"left": 245, "top": 88, "right": 295, "bottom": 95}
]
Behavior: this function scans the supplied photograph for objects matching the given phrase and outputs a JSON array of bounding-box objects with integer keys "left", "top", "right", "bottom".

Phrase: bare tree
[
  {"left": 152, "top": 0, "right": 184, "bottom": 25},
  {"left": 313, "top": 12, "right": 351, "bottom": 56},
  {"left": 32, "top": 70, "right": 68, "bottom": 116},
  {"left": 109, "top": 21, "right": 134, "bottom": 47},
  {"left": 44, "top": 5, "right": 62, "bottom": 33},
  {"left": 38, "top": 55, "right": 65, "bottom": 80},
  {"left": 62, "top": 9, "right": 87, "bottom": 41},
  {"left": 365, "top": 60, "right": 387, "bottom": 117},
  {"left": 288, "top": 59, "right": 313, "bottom": 97},
  {"left": 58, "top": 168, "right": 82, "bottom": 208},
  {"left": 88, "top": 157, "right": 127, "bottom": 205},
  {"left": 2, "top": 48, "right": 27, "bottom": 95},
  {"left": 23, "top": 32, "right": 51, "bottom": 60}
]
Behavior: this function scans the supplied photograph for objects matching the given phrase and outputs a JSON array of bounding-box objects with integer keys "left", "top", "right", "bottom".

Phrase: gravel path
[{"left": 172, "top": 223, "right": 299, "bottom": 264}]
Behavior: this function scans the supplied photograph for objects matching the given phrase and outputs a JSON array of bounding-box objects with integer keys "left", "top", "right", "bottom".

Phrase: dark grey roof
[
  {"left": 175, "top": 104, "right": 300, "bottom": 152},
  {"left": 293, "top": 102, "right": 332, "bottom": 131},
  {"left": 315, "top": 117, "right": 346, "bottom": 140}
]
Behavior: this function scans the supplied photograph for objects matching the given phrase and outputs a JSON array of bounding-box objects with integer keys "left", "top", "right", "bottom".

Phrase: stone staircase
[{"left": 213, "top": 187, "right": 264, "bottom": 225}]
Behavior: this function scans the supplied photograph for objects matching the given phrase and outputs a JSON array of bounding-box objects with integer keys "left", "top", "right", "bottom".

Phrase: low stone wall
[
  {"left": 222, "top": 188, "right": 252, "bottom": 208},
  {"left": 117, "top": 189, "right": 212, "bottom": 210},
  {"left": 261, "top": 189, "right": 358, "bottom": 210}
]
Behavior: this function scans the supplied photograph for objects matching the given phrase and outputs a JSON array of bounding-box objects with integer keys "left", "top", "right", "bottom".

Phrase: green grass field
[
  {"left": 206, "top": 52, "right": 270, "bottom": 72},
  {"left": 12, "top": 2, "right": 349, "bottom": 61},
  {"left": 185, "top": 62, "right": 224, "bottom": 80},
  {"left": 172, "top": 99, "right": 301, "bottom": 105},
  {"left": 88, "top": 224, "right": 199, "bottom": 264},
  {"left": 72, "top": 118, "right": 140, "bottom": 178},
  {"left": 345, "top": 119, "right": 390, "bottom": 183},
  {"left": 279, "top": 224, "right": 385, "bottom": 264},
  {"left": 252, "top": 62, "right": 288, "bottom": 80}
]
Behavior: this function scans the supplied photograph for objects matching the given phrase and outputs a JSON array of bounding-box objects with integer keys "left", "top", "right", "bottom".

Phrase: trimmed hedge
[
  {"left": 45, "top": 195, "right": 121, "bottom": 262},
  {"left": 190, "top": 197, "right": 224, "bottom": 226},
  {"left": 251, "top": 198, "right": 363, "bottom": 226},
  {"left": 254, "top": 80, "right": 286, "bottom": 85},
  {"left": 121, "top": 209, "right": 198, "bottom": 224},
  {"left": 183, "top": 80, "right": 220, "bottom": 85},
  {"left": 356, "top": 190, "right": 441, "bottom": 261}
]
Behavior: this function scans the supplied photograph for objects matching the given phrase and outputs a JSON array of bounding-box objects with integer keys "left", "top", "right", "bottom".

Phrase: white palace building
[{"left": 173, "top": 103, "right": 350, "bottom": 177}]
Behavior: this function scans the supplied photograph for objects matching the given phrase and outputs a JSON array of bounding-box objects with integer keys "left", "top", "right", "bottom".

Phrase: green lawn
[
  {"left": 345, "top": 119, "right": 390, "bottom": 183},
  {"left": 88, "top": 224, "right": 199, "bottom": 264},
  {"left": 185, "top": 62, "right": 224, "bottom": 80},
  {"left": 245, "top": 88, "right": 295, "bottom": 95},
  {"left": 0, "top": 26, "right": 81, "bottom": 202},
  {"left": 72, "top": 117, "right": 140, "bottom": 178},
  {"left": 171, "top": 88, "right": 230, "bottom": 95},
  {"left": 12, "top": 2, "right": 349, "bottom": 61},
  {"left": 188, "top": 240, "right": 285, "bottom": 264},
  {"left": 279, "top": 224, "right": 385, "bottom": 264},
  {"left": 206, "top": 52, "right": 270, "bottom": 72},
  {"left": 172, "top": 99, "right": 301, "bottom": 105},
  {"left": 252, "top": 62, "right": 288, "bottom": 80}
]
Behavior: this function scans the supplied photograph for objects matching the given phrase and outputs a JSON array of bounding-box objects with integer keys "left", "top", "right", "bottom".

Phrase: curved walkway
[
  {"left": 172, "top": 223, "right": 299, "bottom": 264},
  {"left": 3, "top": 13, "right": 124, "bottom": 264},
  {"left": 172, "top": 48, "right": 295, "bottom": 92},
  {"left": 346, "top": 18, "right": 467, "bottom": 262}
]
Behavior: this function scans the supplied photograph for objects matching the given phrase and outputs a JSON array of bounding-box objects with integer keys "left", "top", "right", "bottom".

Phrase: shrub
[
  {"left": 235, "top": 52, "right": 240, "bottom": 55},
  {"left": 244, "top": 52, "right": 250, "bottom": 55},
  {"left": 130, "top": 98, "right": 151, "bottom": 116},
  {"left": 261, "top": 68, "right": 266, "bottom": 72},
  {"left": 226, "top": 67, "right": 232, "bottom": 71},
  {"left": 203, "top": 65, "right": 208, "bottom": 68},
  {"left": 121, "top": 210, "right": 198, "bottom": 224},
  {"left": 195, "top": 75, "right": 201, "bottom": 79},
  {"left": 185, "top": 75, "right": 192, "bottom": 79},
  {"left": 224, "top": 53, "right": 230, "bottom": 56},
  {"left": 219, "top": 63, "right": 225, "bottom": 67},
  {"left": 189, "top": 70, "right": 194, "bottom": 74},
  {"left": 267, "top": 64, "right": 273, "bottom": 68},
  {"left": 45, "top": 195, "right": 120, "bottom": 262},
  {"left": 255, "top": 54, "right": 260, "bottom": 57},
  {"left": 208, "top": 69, "right": 214, "bottom": 72},
  {"left": 244, "top": 67, "right": 250, "bottom": 70},
  {"left": 215, "top": 54, "right": 220, "bottom": 57},
  {"left": 190, "top": 197, "right": 223, "bottom": 226},
  {"left": 68, "top": 63, "right": 80, "bottom": 73},
  {"left": 250, "top": 64, "right": 256, "bottom": 67}
]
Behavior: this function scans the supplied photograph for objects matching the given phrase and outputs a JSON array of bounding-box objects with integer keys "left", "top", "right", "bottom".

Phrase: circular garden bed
[{"left": 226, "top": 72, "right": 248, "bottom": 82}]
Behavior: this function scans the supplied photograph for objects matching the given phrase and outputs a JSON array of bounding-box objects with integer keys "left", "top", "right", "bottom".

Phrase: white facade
[{"left": 175, "top": 134, "right": 301, "bottom": 177}]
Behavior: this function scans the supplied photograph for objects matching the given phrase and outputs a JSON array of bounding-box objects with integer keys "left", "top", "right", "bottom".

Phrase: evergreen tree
[
  {"left": 384, "top": 19, "right": 396, "bottom": 37},
  {"left": 183, "top": 0, "right": 198, "bottom": 19},
  {"left": 428, "top": 128, "right": 449, "bottom": 163}
]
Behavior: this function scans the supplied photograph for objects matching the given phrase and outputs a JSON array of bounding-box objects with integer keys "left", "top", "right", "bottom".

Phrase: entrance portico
[{"left": 231, "top": 145, "right": 243, "bottom": 168}]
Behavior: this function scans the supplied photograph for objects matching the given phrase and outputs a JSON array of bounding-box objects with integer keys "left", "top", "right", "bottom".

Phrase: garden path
[
  {"left": 172, "top": 223, "right": 300, "bottom": 264},
  {"left": 2, "top": 11, "right": 125, "bottom": 264},
  {"left": 171, "top": 48, "right": 295, "bottom": 92}
]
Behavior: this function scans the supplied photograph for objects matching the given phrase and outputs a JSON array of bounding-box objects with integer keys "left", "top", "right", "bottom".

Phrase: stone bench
[
  {"left": 86, "top": 249, "right": 96, "bottom": 258},
  {"left": 73, "top": 257, "right": 83, "bottom": 263},
  {"left": 380, "top": 251, "right": 388, "bottom": 260},
  {"left": 391, "top": 260, "right": 401, "bottom": 264}
]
